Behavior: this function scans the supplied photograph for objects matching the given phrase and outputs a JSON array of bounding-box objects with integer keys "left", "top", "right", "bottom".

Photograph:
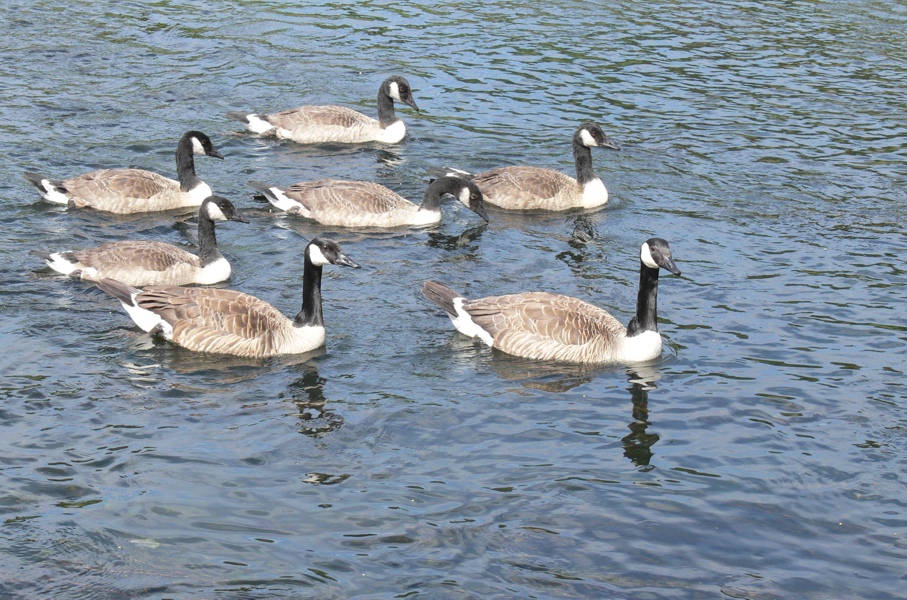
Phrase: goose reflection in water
[
  {"left": 283, "top": 366, "right": 344, "bottom": 437},
  {"left": 425, "top": 222, "right": 487, "bottom": 252},
  {"left": 622, "top": 365, "right": 662, "bottom": 469},
  {"left": 486, "top": 357, "right": 664, "bottom": 467}
]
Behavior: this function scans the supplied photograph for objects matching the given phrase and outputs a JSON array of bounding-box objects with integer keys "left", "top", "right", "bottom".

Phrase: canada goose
[
  {"left": 96, "top": 237, "right": 359, "bottom": 358},
  {"left": 23, "top": 131, "right": 224, "bottom": 214},
  {"left": 422, "top": 238, "right": 680, "bottom": 364},
  {"left": 250, "top": 175, "right": 488, "bottom": 227},
  {"left": 430, "top": 122, "right": 619, "bottom": 211},
  {"left": 227, "top": 75, "right": 419, "bottom": 144},
  {"left": 32, "top": 196, "right": 248, "bottom": 286}
]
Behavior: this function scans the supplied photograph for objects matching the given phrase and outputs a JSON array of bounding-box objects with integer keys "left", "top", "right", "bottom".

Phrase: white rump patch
[
  {"left": 580, "top": 128, "right": 598, "bottom": 147},
  {"left": 45, "top": 252, "right": 80, "bottom": 276},
  {"left": 120, "top": 294, "right": 173, "bottom": 339},
  {"left": 451, "top": 298, "right": 494, "bottom": 346},
  {"left": 640, "top": 241, "right": 659, "bottom": 269},
  {"left": 41, "top": 180, "right": 70, "bottom": 204},
  {"left": 245, "top": 114, "right": 276, "bottom": 135},
  {"left": 265, "top": 187, "right": 305, "bottom": 213},
  {"left": 307, "top": 243, "right": 330, "bottom": 266}
]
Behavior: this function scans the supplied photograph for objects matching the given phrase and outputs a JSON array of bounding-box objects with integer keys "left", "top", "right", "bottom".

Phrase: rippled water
[{"left": 1, "top": 1, "right": 906, "bottom": 598}]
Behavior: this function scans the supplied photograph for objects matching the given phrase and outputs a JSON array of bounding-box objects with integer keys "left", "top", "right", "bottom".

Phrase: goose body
[
  {"left": 32, "top": 196, "right": 248, "bottom": 286},
  {"left": 96, "top": 238, "right": 359, "bottom": 358},
  {"left": 228, "top": 76, "right": 419, "bottom": 145},
  {"left": 432, "top": 122, "right": 619, "bottom": 211},
  {"left": 251, "top": 175, "right": 487, "bottom": 228},
  {"left": 23, "top": 131, "right": 224, "bottom": 214},
  {"left": 422, "top": 238, "right": 680, "bottom": 364}
]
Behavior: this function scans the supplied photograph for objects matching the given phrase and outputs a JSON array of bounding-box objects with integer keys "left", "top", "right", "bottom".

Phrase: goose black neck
[
  {"left": 376, "top": 87, "right": 398, "bottom": 128},
  {"left": 418, "top": 177, "right": 453, "bottom": 212},
  {"left": 572, "top": 137, "right": 597, "bottom": 185},
  {"left": 196, "top": 209, "right": 222, "bottom": 267},
  {"left": 175, "top": 137, "right": 201, "bottom": 192},
  {"left": 294, "top": 257, "right": 324, "bottom": 328},
  {"left": 626, "top": 264, "right": 660, "bottom": 337}
]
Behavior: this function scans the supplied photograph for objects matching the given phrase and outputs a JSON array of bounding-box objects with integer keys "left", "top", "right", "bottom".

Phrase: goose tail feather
[{"left": 422, "top": 280, "right": 461, "bottom": 317}]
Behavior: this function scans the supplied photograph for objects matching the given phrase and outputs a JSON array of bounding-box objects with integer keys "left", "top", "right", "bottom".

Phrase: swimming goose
[
  {"left": 23, "top": 131, "right": 224, "bottom": 214},
  {"left": 96, "top": 237, "right": 360, "bottom": 358},
  {"left": 227, "top": 75, "right": 419, "bottom": 144},
  {"left": 430, "top": 122, "right": 619, "bottom": 211},
  {"left": 250, "top": 175, "right": 488, "bottom": 227},
  {"left": 422, "top": 238, "right": 680, "bottom": 364},
  {"left": 32, "top": 196, "right": 248, "bottom": 286}
]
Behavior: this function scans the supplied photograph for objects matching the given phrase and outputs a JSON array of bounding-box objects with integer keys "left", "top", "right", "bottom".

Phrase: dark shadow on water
[{"left": 425, "top": 222, "right": 487, "bottom": 253}]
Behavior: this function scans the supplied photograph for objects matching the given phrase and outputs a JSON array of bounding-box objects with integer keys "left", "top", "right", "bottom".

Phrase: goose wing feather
[
  {"left": 474, "top": 167, "right": 577, "bottom": 210},
  {"left": 76, "top": 241, "right": 199, "bottom": 273},
  {"left": 267, "top": 105, "right": 376, "bottom": 134},
  {"left": 136, "top": 287, "right": 292, "bottom": 356},
  {"left": 284, "top": 179, "right": 414, "bottom": 216},
  {"left": 464, "top": 292, "right": 626, "bottom": 361},
  {"left": 64, "top": 169, "right": 177, "bottom": 208}
]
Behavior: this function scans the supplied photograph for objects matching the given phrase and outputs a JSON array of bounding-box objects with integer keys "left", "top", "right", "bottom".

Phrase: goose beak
[
  {"left": 474, "top": 203, "right": 489, "bottom": 222},
  {"left": 231, "top": 210, "right": 250, "bottom": 224},
  {"left": 208, "top": 148, "right": 225, "bottom": 159},
  {"left": 404, "top": 97, "right": 420, "bottom": 112},
  {"left": 334, "top": 253, "right": 360, "bottom": 269},
  {"left": 660, "top": 255, "right": 681, "bottom": 276},
  {"left": 602, "top": 138, "right": 620, "bottom": 151}
]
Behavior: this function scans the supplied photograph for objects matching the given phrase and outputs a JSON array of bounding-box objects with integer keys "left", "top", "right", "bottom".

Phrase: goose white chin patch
[
  {"left": 307, "top": 244, "right": 330, "bottom": 266},
  {"left": 457, "top": 187, "right": 472, "bottom": 207},
  {"left": 191, "top": 136, "right": 206, "bottom": 155},
  {"left": 580, "top": 129, "right": 598, "bottom": 147},
  {"left": 640, "top": 242, "right": 659, "bottom": 269},
  {"left": 388, "top": 81, "right": 401, "bottom": 101},
  {"left": 206, "top": 201, "right": 227, "bottom": 221}
]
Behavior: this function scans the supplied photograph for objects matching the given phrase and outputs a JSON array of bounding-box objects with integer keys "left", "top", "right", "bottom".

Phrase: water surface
[{"left": 1, "top": 1, "right": 905, "bottom": 598}]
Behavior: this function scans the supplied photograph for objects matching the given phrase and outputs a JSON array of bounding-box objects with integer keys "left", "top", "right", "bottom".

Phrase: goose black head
[
  {"left": 184, "top": 130, "right": 224, "bottom": 159},
  {"left": 576, "top": 122, "right": 620, "bottom": 151},
  {"left": 307, "top": 238, "right": 360, "bottom": 269},
  {"left": 641, "top": 238, "right": 681, "bottom": 275},
  {"left": 203, "top": 195, "right": 249, "bottom": 223},
  {"left": 384, "top": 75, "right": 419, "bottom": 112}
]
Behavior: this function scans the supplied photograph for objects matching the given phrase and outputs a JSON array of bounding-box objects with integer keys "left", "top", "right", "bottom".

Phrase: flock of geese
[{"left": 26, "top": 75, "right": 681, "bottom": 365}]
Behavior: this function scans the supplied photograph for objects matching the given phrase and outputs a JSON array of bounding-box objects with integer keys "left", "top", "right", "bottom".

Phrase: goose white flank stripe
[
  {"left": 23, "top": 131, "right": 224, "bottom": 214},
  {"left": 228, "top": 75, "right": 419, "bottom": 145},
  {"left": 31, "top": 196, "right": 248, "bottom": 286},
  {"left": 96, "top": 238, "right": 360, "bottom": 358},
  {"left": 422, "top": 238, "right": 681, "bottom": 364}
]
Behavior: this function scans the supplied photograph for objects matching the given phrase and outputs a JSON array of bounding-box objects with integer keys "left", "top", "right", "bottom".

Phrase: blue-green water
[{"left": 1, "top": 1, "right": 905, "bottom": 597}]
